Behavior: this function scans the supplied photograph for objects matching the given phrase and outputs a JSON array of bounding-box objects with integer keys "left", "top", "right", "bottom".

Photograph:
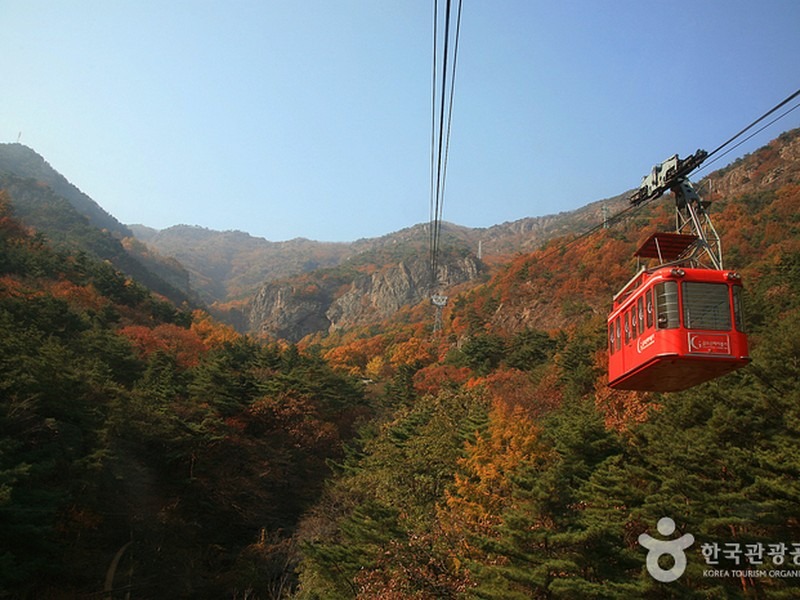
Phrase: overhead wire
[
  {"left": 531, "top": 87, "right": 800, "bottom": 265},
  {"left": 696, "top": 100, "right": 800, "bottom": 173},
  {"left": 430, "top": 0, "right": 450, "bottom": 290},
  {"left": 704, "top": 87, "right": 800, "bottom": 163},
  {"left": 429, "top": 0, "right": 463, "bottom": 293},
  {"left": 428, "top": 0, "right": 439, "bottom": 277}
]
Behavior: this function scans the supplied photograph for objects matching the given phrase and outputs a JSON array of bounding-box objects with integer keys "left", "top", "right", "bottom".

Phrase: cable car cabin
[{"left": 607, "top": 234, "right": 750, "bottom": 392}]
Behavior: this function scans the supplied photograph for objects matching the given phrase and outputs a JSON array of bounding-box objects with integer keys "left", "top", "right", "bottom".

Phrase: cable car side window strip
[
  {"left": 655, "top": 281, "right": 679, "bottom": 329},
  {"left": 637, "top": 297, "right": 645, "bottom": 333},
  {"left": 733, "top": 286, "right": 746, "bottom": 333},
  {"left": 624, "top": 312, "right": 631, "bottom": 343}
]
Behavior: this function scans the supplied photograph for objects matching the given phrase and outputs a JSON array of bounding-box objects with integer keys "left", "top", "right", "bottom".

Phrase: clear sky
[{"left": 2, "top": 1, "right": 799, "bottom": 242}]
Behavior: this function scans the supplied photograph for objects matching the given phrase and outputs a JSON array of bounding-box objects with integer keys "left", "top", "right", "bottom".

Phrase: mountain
[
  {"left": 135, "top": 197, "right": 629, "bottom": 339},
  {"left": 2, "top": 128, "right": 799, "bottom": 598},
  {"left": 5, "top": 130, "right": 797, "bottom": 345},
  {"left": 0, "top": 144, "right": 197, "bottom": 306},
  {"left": 0, "top": 142, "right": 494, "bottom": 336},
  {"left": 289, "top": 129, "right": 800, "bottom": 598},
  {"left": 135, "top": 197, "right": 627, "bottom": 310},
  {"left": 249, "top": 252, "right": 483, "bottom": 341},
  {"left": 240, "top": 196, "right": 637, "bottom": 341},
  {"left": 129, "top": 224, "right": 353, "bottom": 304},
  {"left": 0, "top": 143, "right": 130, "bottom": 237}
]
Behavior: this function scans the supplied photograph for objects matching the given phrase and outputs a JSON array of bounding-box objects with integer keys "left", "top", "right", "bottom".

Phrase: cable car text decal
[
  {"left": 688, "top": 333, "right": 731, "bottom": 355},
  {"left": 637, "top": 333, "right": 656, "bottom": 354}
]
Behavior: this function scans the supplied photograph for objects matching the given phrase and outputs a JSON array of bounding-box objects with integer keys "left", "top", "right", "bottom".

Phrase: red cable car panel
[{"left": 607, "top": 267, "right": 749, "bottom": 392}]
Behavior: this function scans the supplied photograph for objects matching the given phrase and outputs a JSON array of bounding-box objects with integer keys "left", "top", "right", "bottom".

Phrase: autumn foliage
[
  {"left": 3, "top": 130, "right": 800, "bottom": 597},
  {"left": 120, "top": 323, "right": 207, "bottom": 368}
]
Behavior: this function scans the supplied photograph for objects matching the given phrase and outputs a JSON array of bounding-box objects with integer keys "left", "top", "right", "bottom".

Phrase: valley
[{"left": 0, "top": 129, "right": 798, "bottom": 598}]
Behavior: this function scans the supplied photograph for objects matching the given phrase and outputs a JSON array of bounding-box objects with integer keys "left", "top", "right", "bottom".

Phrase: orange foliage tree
[
  {"left": 120, "top": 323, "right": 207, "bottom": 368},
  {"left": 48, "top": 280, "right": 107, "bottom": 313},
  {"left": 324, "top": 335, "right": 389, "bottom": 377},
  {"left": 190, "top": 309, "right": 240, "bottom": 349},
  {"left": 439, "top": 387, "right": 550, "bottom": 555},
  {"left": 412, "top": 364, "right": 472, "bottom": 396},
  {"left": 470, "top": 367, "right": 559, "bottom": 418},
  {"left": 436, "top": 370, "right": 554, "bottom": 550},
  {"left": 389, "top": 337, "right": 435, "bottom": 368}
]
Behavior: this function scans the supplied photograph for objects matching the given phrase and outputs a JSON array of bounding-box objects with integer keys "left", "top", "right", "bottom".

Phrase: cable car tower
[
  {"left": 607, "top": 150, "right": 750, "bottom": 392},
  {"left": 431, "top": 292, "right": 448, "bottom": 333}
]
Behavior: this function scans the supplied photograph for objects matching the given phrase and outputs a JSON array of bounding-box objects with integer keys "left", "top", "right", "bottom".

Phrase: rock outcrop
[
  {"left": 248, "top": 283, "right": 332, "bottom": 341},
  {"left": 247, "top": 255, "right": 483, "bottom": 342}
]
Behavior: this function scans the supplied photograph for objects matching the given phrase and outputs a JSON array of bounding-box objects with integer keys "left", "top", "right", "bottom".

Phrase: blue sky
[{"left": 2, "top": 1, "right": 799, "bottom": 242}]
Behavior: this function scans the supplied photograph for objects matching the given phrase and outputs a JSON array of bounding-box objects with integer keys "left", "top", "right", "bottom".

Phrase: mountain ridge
[
  {"left": 0, "top": 143, "right": 131, "bottom": 237},
  {"left": 1, "top": 128, "right": 799, "bottom": 598},
  {"left": 3, "top": 130, "right": 799, "bottom": 343},
  {"left": 0, "top": 144, "right": 197, "bottom": 306},
  {"left": 133, "top": 195, "right": 628, "bottom": 311}
]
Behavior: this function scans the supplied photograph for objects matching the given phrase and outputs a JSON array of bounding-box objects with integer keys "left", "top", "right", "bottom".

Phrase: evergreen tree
[{"left": 469, "top": 398, "right": 625, "bottom": 599}]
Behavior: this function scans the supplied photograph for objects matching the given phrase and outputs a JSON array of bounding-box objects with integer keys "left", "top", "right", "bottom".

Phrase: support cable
[
  {"left": 429, "top": 0, "right": 463, "bottom": 293},
  {"left": 705, "top": 87, "right": 800, "bottom": 163},
  {"left": 697, "top": 101, "right": 800, "bottom": 173},
  {"left": 533, "top": 87, "right": 800, "bottom": 264},
  {"left": 430, "top": 0, "right": 451, "bottom": 289},
  {"left": 429, "top": 0, "right": 439, "bottom": 277}
]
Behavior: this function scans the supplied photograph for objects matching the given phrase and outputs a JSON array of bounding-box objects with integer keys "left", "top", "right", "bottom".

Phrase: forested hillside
[
  {"left": 133, "top": 205, "right": 626, "bottom": 335},
  {"left": 1, "top": 129, "right": 798, "bottom": 598},
  {"left": 289, "top": 129, "right": 800, "bottom": 598},
  {"left": 0, "top": 144, "right": 197, "bottom": 307},
  {"left": 0, "top": 191, "right": 366, "bottom": 597},
  {"left": 0, "top": 143, "right": 129, "bottom": 237},
  {"left": 130, "top": 224, "right": 354, "bottom": 306}
]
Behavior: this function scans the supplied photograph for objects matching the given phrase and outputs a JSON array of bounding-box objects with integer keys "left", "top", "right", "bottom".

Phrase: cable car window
[
  {"left": 682, "top": 282, "right": 732, "bottom": 331},
  {"left": 655, "top": 281, "right": 679, "bottom": 329},
  {"left": 733, "top": 285, "right": 745, "bottom": 332},
  {"left": 615, "top": 317, "right": 621, "bottom": 351},
  {"left": 631, "top": 308, "right": 637, "bottom": 339},
  {"left": 637, "top": 298, "right": 645, "bottom": 333},
  {"left": 645, "top": 290, "right": 654, "bottom": 328},
  {"left": 609, "top": 323, "right": 615, "bottom": 354},
  {"left": 624, "top": 312, "right": 630, "bottom": 343}
]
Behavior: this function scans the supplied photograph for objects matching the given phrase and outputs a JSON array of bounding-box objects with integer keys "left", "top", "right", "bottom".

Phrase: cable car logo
[
  {"left": 637, "top": 333, "right": 655, "bottom": 354},
  {"left": 688, "top": 333, "right": 730, "bottom": 354}
]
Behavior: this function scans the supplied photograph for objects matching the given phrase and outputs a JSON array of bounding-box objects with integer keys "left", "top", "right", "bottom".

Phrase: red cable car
[
  {"left": 607, "top": 151, "right": 750, "bottom": 392},
  {"left": 607, "top": 233, "right": 750, "bottom": 392}
]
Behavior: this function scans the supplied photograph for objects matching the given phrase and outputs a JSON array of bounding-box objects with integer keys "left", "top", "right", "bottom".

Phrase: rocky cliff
[
  {"left": 248, "top": 254, "right": 483, "bottom": 342},
  {"left": 707, "top": 129, "right": 800, "bottom": 197}
]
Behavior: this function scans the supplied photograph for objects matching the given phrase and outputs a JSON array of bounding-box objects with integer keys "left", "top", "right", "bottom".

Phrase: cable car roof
[{"left": 635, "top": 232, "right": 698, "bottom": 260}]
